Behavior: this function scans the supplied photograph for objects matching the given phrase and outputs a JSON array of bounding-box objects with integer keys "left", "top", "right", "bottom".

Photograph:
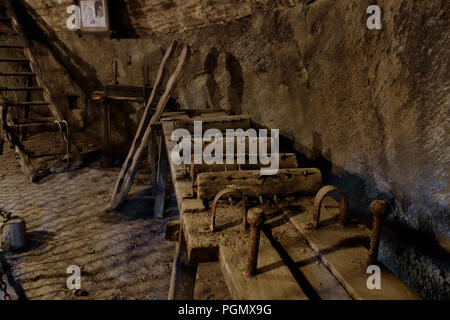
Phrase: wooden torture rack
[{"left": 155, "top": 111, "right": 420, "bottom": 300}]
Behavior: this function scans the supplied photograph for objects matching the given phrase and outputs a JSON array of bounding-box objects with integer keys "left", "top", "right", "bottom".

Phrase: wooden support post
[
  {"left": 110, "top": 44, "right": 189, "bottom": 210},
  {"left": 154, "top": 136, "right": 169, "bottom": 219},
  {"left": 100, "top": 99, "right": 111, "bottom": 167},
  {"left": 148, "top": 125, "right": 160, "bottom": 196},
  {"left": 168, "top": 229, "right": 198, "bottom": 300},
  {"left": 0, "top": 104, "right": 4, "bottom": 156}
]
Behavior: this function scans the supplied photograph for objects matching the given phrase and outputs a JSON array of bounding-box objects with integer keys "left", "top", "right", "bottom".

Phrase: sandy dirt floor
[{"left": 0, "top": 132, "right": 230, "bottom": 300}]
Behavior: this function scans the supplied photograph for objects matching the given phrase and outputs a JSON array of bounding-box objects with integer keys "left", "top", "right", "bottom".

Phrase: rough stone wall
[{"left": 18, "top": 0, "right": 449, "bottom": 299}]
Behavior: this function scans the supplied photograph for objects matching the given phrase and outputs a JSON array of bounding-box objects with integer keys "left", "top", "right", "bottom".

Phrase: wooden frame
[{"left": 80, "top": 0, "right": 110, "bottom": 32}]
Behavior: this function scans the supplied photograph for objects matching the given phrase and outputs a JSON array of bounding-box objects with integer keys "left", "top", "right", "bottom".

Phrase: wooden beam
[
  {"left": 174, "top": 115, "right": 251, "bottom": 133},
  {"left": 9, "top": 122, "right": 67, "bottom": 134},
  {"left": 219, "top": 232, "right": 308, "bottom": 300},
  {"left": 267, "top": 214, "right": 351, "bottom": 300},
  {"left": 196, "top": 168, "right": 322, "bottom": 200},
  {"left": 190, "top": 153, "right": 298, "bottom": 181},
  {"left": 110, "top": 42, "right": 189, "bottom": 210},
  {"left": 286, "top": 196, "right": 420, "bottom": 300},
  {"left": 168, "top": 230, "right": 198, "bottom": 300},
  {"left": 154, "top": 137, "right": 170, "bottom": 219}
]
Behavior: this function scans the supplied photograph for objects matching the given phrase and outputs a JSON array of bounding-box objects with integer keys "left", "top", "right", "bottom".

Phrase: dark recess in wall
[{"left": 108, "top": 0, "right": 139, "bottom": 39}]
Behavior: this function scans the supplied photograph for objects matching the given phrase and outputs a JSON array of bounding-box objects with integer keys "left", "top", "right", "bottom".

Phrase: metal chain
[
  {"left": 0, "top": 270, "right": 11, "bottom": 300},
  {"left": 0, "top": 208, "right": 12, "bottom": 221},
  {"left": 0, "top": 208, "right": 12, "bottom": 300}
]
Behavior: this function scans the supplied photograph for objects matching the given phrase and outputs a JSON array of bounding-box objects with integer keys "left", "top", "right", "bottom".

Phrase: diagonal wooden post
[{"left": 110, "top": 44, "right": 190, "bottom": 210}]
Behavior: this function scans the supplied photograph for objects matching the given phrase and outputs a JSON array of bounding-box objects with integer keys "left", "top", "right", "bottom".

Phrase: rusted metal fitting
[
  {"left": 312, "top": 185, "right": 349, "bottom": 229},
  {"left": 367, "top": 200, "right": 388, "bottom": 265},
  {"left": 247, "top": 207, "right": 265, "bottom": 277},
  {"left": 210, "top": 187, "right": 248, "bottom": 233}
]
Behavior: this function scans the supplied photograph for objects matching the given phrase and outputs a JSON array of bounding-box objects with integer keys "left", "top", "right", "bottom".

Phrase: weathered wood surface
[
  {"left": 1, "top": 105, "right": 37, "bottom": 182},
  {"left": 8, "top": 121, "right": 67, "bottom": 134},
  {"left": 181, "top": 198, "right": 349, "bottom": 300},
  {"left": 220, "top": 232, "right": 308, "bottom": 300},
  {"left": 182, "top": 200, "right": 309, "bottom": 300},
  {"left": 266, "top": 208, "right": 351, "bottom": 300},
  {"left": 196, "top": 168, "right": 322, "bottom": 200},
  {"left": 168, "top": 230, "right": 198, "bottom": 300},
  {"left": 190, "top": 153, "right": 298, "bottom": 180},
  {"left": 154, "top": 137, "right": 170, "bottom": 219},
  {"left": 110, "top": 40, "right": 178, "bottom": 209},
  {"left": 286, "top": 196, "right": 420, "bottom": 300},
  {"left": 110, "top": 43, "right": 189, "bottom": 209},
  {"left": 174, "top": 115, "right": 251, "bottom": 133}
]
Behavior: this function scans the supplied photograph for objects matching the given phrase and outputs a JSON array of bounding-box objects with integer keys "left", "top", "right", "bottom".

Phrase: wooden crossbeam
[{"left": 196, "top": 168, "right": 322, "bottom": 200}]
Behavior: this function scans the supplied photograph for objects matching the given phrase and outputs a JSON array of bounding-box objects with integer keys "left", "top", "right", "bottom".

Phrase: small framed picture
[{"left": 80, "top": 0, "right": 109, "bottom": 32}]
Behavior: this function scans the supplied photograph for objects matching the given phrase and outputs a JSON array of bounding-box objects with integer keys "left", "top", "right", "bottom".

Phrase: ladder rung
[
  {"left": 9, "top": 121, "right": 66, "bottom": 134},
  {"left": 0, "top": 44, "right": 24, "bottom": 49},
  {"left": 0, "top": 87, "right": 42, "bottom": 91},
  {"left": 0, "top": 72, "right": 36, "bottom": 76},
  {"left": 6, "top": 101, "right": 50, "bottom": 106},
  {"left": 0, "top": 58, "right": 29, "bottom": 63}
]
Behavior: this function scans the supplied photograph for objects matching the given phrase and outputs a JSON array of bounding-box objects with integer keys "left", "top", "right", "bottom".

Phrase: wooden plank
[
  {"left": 110, "top": 43, "right": 189, "bottom": 209},
  {"left": 149, "top": 127, "right": 159, "bottom": 196},
  {"left": 183, "top": 212, "right": 220, "bottom": 263},
  {"left": 100, "top": 101, "right": 111, "bottom": 167},
  {"left": 197, "top": 168, "right": 322, "bottom": 200},
  {"left": 190, "top": 153, "right": 298, "bottom": 181},
  {"left": 219, "top": 232, "right": 308, "bottom": 300},
  {"left": 286, "top": 196, "right": 420, "bottom": 300},
  {"left": 182, "top": 199, "right": 248, "bottom": 263},
  {"left": 267, "top": 212, "right": 351, "bottom": 300},
  {"left": 9, "top": 121, "right": 67, "bottom": 134},
  {"left": 168, "top": 231, "right": 198, "bottom": 300},
  {"left": 174, "top": 115, "right": 251, "bottom": 133},
  {"left": 154, "top": 137, "right": 169, "bottom": 219},
  {"left": 180, "top": 199, "right": 206, "bottom": 213}
]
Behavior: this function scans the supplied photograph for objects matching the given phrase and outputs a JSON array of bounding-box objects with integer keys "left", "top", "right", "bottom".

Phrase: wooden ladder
[
  {"left": 0, "top": 0, "right": 81, "bottom": 182},
  {"left": 110, "top": 42, "right": 190, "bottom": 210}
]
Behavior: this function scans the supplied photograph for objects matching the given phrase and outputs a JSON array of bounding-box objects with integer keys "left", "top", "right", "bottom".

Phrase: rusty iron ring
[
  {"left": 312, "top": 185, "right": 348, "bottom": 229},
  {"left": 211, "top": 187, "right": 248, "bottom": 233}
]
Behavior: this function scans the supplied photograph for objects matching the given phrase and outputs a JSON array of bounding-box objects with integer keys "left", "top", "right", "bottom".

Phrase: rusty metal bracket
[
  {"left": 210, "top": 187, "right": 248, "bottom": 233},
  {"left": 367, "top": 200, "right": 388, "bottom": 265},
  {"left": 246, "top": 207, "right": 265, "bottom": 277},
  {"left": 312, "top": 185, "right": 349, "bottom": 229}
]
